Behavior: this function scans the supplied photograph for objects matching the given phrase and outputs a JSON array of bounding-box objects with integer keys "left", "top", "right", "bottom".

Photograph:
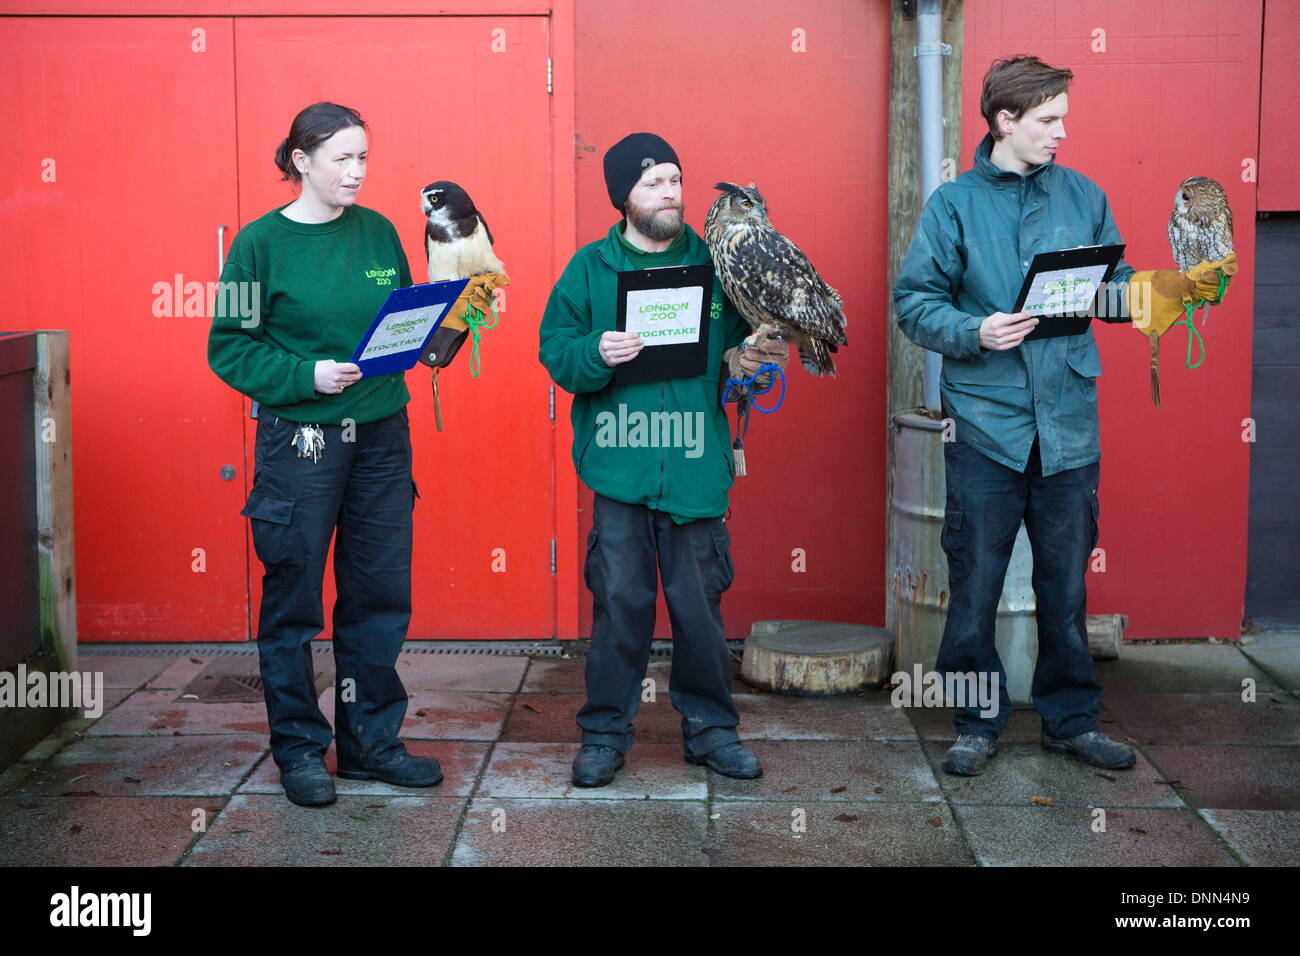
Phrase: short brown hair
[{"left": 980, "top": 55, "right": 1073, "bottom": 140}]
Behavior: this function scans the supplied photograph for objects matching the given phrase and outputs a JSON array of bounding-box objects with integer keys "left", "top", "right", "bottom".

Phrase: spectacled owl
[
  {"left": 1169, "top": 176, "right": 1233, "bottom": 272},
  {"left": 704, "top": 182, "right": 847, "bottom": 376},
  {"left": 421, "top": 180, "right": 505, "bottom": 282}
]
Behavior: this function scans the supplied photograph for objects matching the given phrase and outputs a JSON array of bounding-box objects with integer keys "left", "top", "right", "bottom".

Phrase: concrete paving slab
[
  {"left": 954, "top": 805, "right": 1238, "bottom": 866},
  {"left": 8, "top": 734, "right": 266, "bottom": 797},
  {"left": 59, "top": 687, "right": 133, "bottom": 735},
  {"left": 521, "top": 657, "right": 748, "bottom": 695},
  {"left": 394, "top": 653, "right": 528, "bottom": 692},
  {"left": 709, "top": 740, "right": 944, "bottom": 803},
  {"left": 709, "top": 801, "right": 973, "bottom": 866},
  {"left": 906, "top": 703, "right": 1127, "bottom": 743},
  {"left": 478, "top": 742, "right": 707, "bottom": 800},
  {"left": 732, "top": 692, "right": 914, "bottom": 740},
  {"left": 1199, "top": 809, "right": 1300, "bottom": 866},
  {"left": 1245, "top": 628, "right": 1300, "bottom": 646},
  {"left": 146, "top": 655, "right": 215, "bottom": 690},
  {"left": 86, "top": 689, "right": 269, "bottom": 736},
  {"left": 500, "top": 691, "right": 684, "bottom": 743},
  {"left": 1093, "top": 644, "right": 1283, "bottom": 694},
  {"left": 519, "top": 657, "right": 593, "bottom": 693},
  {"left": 399, "top": 691, "right": 511, "bottom": 740},
  {"left": 1104, "top": 692, "right": 1300, "bottom": 745},
  {"left": 0, "top": 796, "right": 222, "bottom": 866},
  {"left": 238, "top": 740, "right": 490, "bottom": 798},
  {"left": 1141, "top": 745, "right": 1300, "bottom": 810},
  {"left": 183, "top": 794, "right": 465, "bottom": 866},
  {"left": 1240, "top": 643, "right": 1300, "bottom": 691},
  {"left": 451, "top": 797, "right": 709, "bottom": 866},
  {"left": 74, "top": 655, "right": 173, "bottom": 689},
  {"left": 921, "top": 742, "right": 1186, "bottom": 808}
]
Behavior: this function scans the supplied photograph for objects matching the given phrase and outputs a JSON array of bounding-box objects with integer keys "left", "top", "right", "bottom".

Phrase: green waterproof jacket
[
  {"left": 893, "top": 133, "right": 1135, "bottom": 476},
  {"left": 538, "top": 222, "right": 749, "bottom": 522}
]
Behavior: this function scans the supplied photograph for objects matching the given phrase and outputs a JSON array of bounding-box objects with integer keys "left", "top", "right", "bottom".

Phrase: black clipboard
[
  {"left": 1013, "top": 243, "right": 1125, "bottom": 340},
  {"left": 613, "top": 263, "right": 713, "bottom": 384}
]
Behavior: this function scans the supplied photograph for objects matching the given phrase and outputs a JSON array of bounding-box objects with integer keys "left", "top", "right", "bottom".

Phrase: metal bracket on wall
[{"left": 913, "top": 41, "right": 952, "bottom": 57}]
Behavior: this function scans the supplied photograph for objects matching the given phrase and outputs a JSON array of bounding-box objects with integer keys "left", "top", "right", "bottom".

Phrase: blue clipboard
[{"left": 349, "top": 278, "right": 470, "bottom": 376}]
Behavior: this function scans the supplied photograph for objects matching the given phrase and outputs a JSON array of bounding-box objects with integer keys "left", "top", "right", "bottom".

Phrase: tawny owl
[
  {"left": 1169, "top": 176, "right": 1233, "bottom": 272},
  {"left": 704, "top": 182, "right": 847, "bottom": 376}
]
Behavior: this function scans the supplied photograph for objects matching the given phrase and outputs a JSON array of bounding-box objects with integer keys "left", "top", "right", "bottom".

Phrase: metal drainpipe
[{"left": 915, "top": 0, "right": 950, "bottom": 413}]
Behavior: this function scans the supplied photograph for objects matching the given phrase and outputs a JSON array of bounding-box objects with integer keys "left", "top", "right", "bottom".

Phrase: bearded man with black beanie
[{"left": 539, "top": 132, "right": 790, "bottom": 787}]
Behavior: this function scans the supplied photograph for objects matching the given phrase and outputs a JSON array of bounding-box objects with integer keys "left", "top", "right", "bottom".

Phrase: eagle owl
[
  {"left": 704, "top": 182, "right": 847, "bottom": 376},
  {"left": 421, "top": 180, "right": 505, "bottom": 281},
  {"left": 1169, "top": 176, "right": 1233, "bottom": 271}
]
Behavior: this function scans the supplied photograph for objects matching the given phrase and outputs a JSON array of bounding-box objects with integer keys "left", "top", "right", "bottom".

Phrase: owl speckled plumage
[
  {"left": 1169, "top": 176, "right": 1233, "bottom": 272},
  {"left": 704, "top": 182, "right": 847, "bottom": 376}
]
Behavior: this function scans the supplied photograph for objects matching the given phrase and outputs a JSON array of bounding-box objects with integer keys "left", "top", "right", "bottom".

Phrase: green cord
[
  {"left": 1173, "top": 268, "right": 1228, "bottom": 370},
  {"left": 461, "top": 296, "right": 500, "bottom": 378}
]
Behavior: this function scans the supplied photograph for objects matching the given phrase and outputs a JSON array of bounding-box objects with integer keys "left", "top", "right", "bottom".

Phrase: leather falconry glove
[
  {"left": 1128, "top": 252, "right": 1237, "bottom": 406},
  {"left": 417, "top": 272, "right": 511, "bottom": 433},
  {"left": 725, "top": 328, "right": 791, "bottom": 390},
  {"left": 419, "top": 272, "right": 511, "bottom": 371}
]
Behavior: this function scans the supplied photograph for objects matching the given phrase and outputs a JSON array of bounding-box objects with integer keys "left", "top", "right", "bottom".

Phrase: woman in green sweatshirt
[{"left": 207, "top": 102, "right": 440, "bottom": 807}]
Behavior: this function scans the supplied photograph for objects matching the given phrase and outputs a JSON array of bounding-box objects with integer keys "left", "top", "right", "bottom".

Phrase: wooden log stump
[
  {"left": 742, "top": 621, "right": 894, "bottom": 695},
  {"left": 1086, "top": 614, "right": 1126, "bottom": 661}
]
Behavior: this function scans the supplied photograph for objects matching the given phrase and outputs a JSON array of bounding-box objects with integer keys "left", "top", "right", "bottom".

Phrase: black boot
[
  {"left": 1041, "top": 730, "right": 1135, "bottom": 769},
  {"left": 337, "top": 751, "right": 443, "bottom": 787},
  {"left": 571, "top": 745, "right": 625, "bottom": 787},
  {"left": 281, "top": 758, "right": 337, "bottom": 807},
  {"left": 941, "top": 734, "right": 998, "bottom": 776},
  {"left": 685, "top": 741, "right": 762, "bottom": 779}
]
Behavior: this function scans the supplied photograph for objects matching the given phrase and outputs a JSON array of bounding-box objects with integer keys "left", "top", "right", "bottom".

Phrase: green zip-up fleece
[
  {"left": 539, "top": 222, "right": 750, "bottom": 523},
  {"left": 207, "top": 203, "right": 414, "bottom": 425}
]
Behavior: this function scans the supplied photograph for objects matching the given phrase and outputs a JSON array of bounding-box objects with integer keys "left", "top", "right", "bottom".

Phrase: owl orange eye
[{"left": 740, "top": 200, "right": 752, "bottom": 208}]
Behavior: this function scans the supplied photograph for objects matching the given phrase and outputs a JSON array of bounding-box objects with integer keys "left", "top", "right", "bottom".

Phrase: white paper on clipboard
[
  {"left": 623, "top": 285, "right": 705, "bottom": 345},
  {"left": 1019, "top": 264, "right": 1111, "bottom": 317}
]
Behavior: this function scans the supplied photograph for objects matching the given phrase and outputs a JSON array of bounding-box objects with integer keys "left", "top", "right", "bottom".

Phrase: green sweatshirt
[
  {"left": 207, "top": 203, "right": 414, "bottom": 425},
  {"left": 538, "top": 222, "right": 750, "bottom": 522}
]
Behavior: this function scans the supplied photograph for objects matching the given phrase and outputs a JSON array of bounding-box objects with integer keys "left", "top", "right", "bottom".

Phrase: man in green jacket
[
  {"left": 894, "top": 56, "right": 1143, "bottom": 776},
  {"left": 539, "top": 132, "right": 789, "bottom": 787}
]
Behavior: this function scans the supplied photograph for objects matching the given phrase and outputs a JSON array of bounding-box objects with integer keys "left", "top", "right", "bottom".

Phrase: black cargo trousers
[
  {"left": 577, "top": 492, "right": 742, "bottom": 760},
  {"left": 240, "top": 405, "right": 416, "bottom": 772}
]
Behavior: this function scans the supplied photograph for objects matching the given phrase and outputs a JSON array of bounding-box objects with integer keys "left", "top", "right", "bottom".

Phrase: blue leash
[
  {"left": 720, "top": 362, "right": 785, "bottom": 476},
  {"left": 720, "top": 361, "right": 786, "bottom": 412}
]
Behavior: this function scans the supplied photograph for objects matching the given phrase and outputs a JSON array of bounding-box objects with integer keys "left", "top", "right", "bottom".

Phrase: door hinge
[
  {"left": 549, "top": 538, "right": 556, "bottom": 574},
  {"left": 548, "top": 385, "right": 555, "bottom": 421},
  {"left": 546, "top": 57, "right": 553, "bottom": 94}
]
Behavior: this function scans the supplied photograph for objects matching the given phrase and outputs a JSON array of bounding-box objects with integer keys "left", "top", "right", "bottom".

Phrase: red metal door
[
  {"left": 0, "top": 18, "right": 248, "bottom": 641},
  {"left": 233, "top": 16, "right": 557, "bottom": 639}
]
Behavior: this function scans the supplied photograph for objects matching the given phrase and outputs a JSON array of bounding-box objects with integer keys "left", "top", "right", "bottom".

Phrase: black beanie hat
[{"left": 603, "top": 132, "right": 681, "bottom": 212}]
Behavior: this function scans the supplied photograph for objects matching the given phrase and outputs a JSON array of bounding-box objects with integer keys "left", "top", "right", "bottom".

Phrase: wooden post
[
  {"left": 33, "top": 330, "right": 76, "bottom": 673},
  {"left": 885, "top": 0, "right": 962, "bottom": 646}
]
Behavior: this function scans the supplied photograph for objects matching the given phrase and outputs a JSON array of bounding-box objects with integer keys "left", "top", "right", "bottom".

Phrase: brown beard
[{"left": 625, "top": 200, "right": 684, "bottom": 241}]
